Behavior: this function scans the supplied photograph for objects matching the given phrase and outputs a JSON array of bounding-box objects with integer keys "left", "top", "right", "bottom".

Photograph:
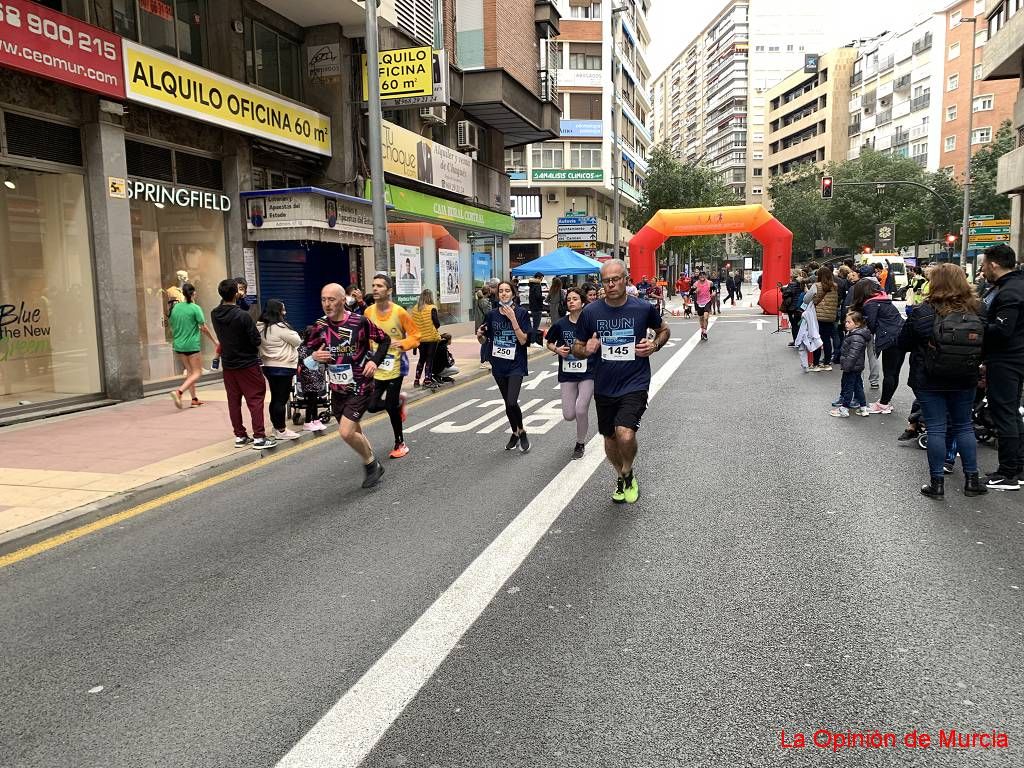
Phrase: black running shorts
[
  {"left": 695, "top": 303, "right": 711, "bottom": 316},
  {"left": 331, "top": 388, "right": 372, "bottom": 422},
  {"left": 595, "top": 391, "right": 648, "bottom": 437}
]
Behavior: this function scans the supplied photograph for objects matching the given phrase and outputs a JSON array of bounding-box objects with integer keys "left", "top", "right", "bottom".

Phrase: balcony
[
  {"left": 848, "top": 121, "right": 862, "bottom": 136},
  {"left": 912, "top": 33, "right": 932, "bottom": 55},
  {"left": 893, "top": 128, "right": 909, "bottom": 145},
  {"left": 850, "top": 71, "right": 863, "bottom": 87},
  {"left": 876, "top": 108, "right": 892, "bottom": 126},
  {"left": 912, "top": 152, "right": 928, "bottom": 167},
  {"left": 861, "top": 91, "right": 876, "bottom": 109},
  {"left": 894, "top": 74, "right": 911, "bottom": 90},
  {"left": 879, "top": 55, "right": 895, "bottom": 72},
  {"left": 910, "top": 94, "right": 930, "bottom": 112},
  {"left": 538, "top": 69, "right": 558, "bottom": 103}
]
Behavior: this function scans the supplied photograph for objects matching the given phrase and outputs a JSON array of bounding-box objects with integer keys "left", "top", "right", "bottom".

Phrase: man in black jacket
[
  {"left": 528, "top": 272, "right": 544, "bottom": 331},
  {"left": 211, "top": 278, "right": 275, "bottom": 449},
  {"left": 980, "top": 244, "right": 1024, "bottom": 489}
]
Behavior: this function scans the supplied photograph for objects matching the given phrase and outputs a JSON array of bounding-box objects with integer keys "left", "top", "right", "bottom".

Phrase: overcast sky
[{"left": 646, "top": 0, "right": 950, "bottom": 78}]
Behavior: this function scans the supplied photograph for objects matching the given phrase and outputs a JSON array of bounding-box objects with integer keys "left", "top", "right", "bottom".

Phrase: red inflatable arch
[{"left": 628, "top": 204, "right": 793, "bottom": 314}]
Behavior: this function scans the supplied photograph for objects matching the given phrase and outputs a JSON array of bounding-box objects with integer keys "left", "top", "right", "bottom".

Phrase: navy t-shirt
[
  {"left": 546, "top": 315, "right": 595, "bottom": 383},
  {"left": 575, "top": 296, "right": 663, "bottom": 397},
  {"left": 485, "top": 305, "right": 532, "bottom": 377}
]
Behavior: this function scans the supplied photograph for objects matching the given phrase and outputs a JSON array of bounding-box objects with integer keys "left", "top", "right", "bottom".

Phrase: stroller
[
  {"left": 288, "top": 332, "right": 333, "bottom": 428},
  {"left": 910, "top": 378, "right": 998, "bottom": 451}
]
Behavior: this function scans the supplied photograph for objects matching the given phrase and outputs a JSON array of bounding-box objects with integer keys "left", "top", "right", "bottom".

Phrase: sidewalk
[{"left": 0, "top": 320, "right": 509, "bottom": 543}]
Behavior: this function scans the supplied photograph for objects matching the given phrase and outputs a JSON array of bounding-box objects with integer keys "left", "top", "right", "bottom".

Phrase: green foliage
[
  {"left": 625, "top": 144, "right": 740, "bottom": 263},
  {"left": 969, "top": 119, "right": 1015, "bottom": 220},
  {"left": 768, "top": 149, "right": 963, "bottom": 254}
]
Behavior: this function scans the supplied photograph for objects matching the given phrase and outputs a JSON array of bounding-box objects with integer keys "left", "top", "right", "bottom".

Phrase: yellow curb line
[{"left": 0, "top": 368, "right": 501, "bottom": 570}]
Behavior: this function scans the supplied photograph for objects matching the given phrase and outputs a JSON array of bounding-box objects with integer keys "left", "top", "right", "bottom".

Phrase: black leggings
[
  {"left": 879, "top": 346, "right": 906, "bottom": 406},
  {"left": 368, "top": 377, "right": 404, "bottom": 443},
  {"left": 494, "top": 374, "right": 524, "bottom": 432},
  {"left": 416, "top": 341, "right": 437, "bottom": 381},
  {"left": 814, "top": 322, "right": 835, "bottom": 365},
  {"left": 265, "top": 373, "right": 293, "bottom": 431}
]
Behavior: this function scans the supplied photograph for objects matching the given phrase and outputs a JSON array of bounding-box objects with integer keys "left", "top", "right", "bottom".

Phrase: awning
[{"left": 239, "top": 186, "right": 383, "bottom": 246}]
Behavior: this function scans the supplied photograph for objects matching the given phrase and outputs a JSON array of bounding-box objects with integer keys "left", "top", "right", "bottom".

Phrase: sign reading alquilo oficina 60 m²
[{"left": 123, "top": 42, "right": 332, "bottom": 156}]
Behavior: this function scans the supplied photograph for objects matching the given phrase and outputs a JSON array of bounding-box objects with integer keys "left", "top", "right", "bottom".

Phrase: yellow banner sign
[
  {"left": 361, "top": 46, "right": 433, "bottom": 100},
  {"left": 123, "top": 42, "right": 331, "bottom": 156}
]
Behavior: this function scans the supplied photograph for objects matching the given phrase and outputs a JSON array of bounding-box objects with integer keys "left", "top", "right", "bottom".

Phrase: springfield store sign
[{"left": 127, "top": 180, "right": 232, "bottom": 211}]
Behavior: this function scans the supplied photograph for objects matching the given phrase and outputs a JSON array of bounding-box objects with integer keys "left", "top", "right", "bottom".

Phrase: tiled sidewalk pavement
[{"left": 0, "top": 321, "right": 529, "bottom": 541}]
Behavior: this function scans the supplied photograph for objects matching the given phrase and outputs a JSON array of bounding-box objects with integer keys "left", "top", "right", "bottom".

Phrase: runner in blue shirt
[
  {"left": 545, "top": 286, "right": 596, "bottom": 460},
  {"left": 573, "top": 259, "right": 670, "bottom": 503},
  {"left": 477, "top": 280, "right": 534, "bottom": 454}
]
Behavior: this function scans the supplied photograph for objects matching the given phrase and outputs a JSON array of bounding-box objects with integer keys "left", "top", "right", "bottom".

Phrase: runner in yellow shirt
[{"left": 364, "top": 274, "right": 421, "bottom": 458}]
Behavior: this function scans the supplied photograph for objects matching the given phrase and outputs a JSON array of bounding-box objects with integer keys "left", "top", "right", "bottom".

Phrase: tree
[
  {"left": 969, "top": 119, "right": 1014, "bottom": 220},
  {"left": 625, "top": 144, "right": 739, "bottom": 268},
  {"left": 767, "top": 165, "right": 831, "bottom": 259}
]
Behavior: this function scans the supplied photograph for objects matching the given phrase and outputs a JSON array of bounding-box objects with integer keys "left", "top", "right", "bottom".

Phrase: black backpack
[{"left": 924, "top": 310, "right": 985, "bottom": 380}]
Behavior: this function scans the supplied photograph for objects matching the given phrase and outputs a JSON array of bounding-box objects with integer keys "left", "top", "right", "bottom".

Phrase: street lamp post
[
  {"left": 960, "top": 16, "right": 978, "bottom": 269},
  {"left": 611, "top": 5, "right": 625, "bottom": 264},
  {"left": 365, "top": 1, "right": 390, "bottom": 274}
]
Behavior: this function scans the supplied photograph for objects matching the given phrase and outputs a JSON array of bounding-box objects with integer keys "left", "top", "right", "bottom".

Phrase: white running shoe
[{"left": 274, "top": 428, "right": 301, "bottom": 440}]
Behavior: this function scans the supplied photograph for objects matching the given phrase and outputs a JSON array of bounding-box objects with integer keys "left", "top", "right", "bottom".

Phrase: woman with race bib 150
[{"left": 546, "top": 286, "right": 596, "bottom": 460}]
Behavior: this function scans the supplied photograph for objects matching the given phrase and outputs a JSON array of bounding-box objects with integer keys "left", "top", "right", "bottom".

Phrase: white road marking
[
  {"left": 403, "top": 399, "right": 479, "bottom": 434},
  {"left": 274, "top": 321, "right": 710, "bottom": 768}
]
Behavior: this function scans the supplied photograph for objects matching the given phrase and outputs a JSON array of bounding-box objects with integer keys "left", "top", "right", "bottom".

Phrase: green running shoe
[
  {"left": 623, "top": 473, "right": 639, "bottom": 504},
  {"left": 612, "top": 477, "right": 627, "bottom": 503}
]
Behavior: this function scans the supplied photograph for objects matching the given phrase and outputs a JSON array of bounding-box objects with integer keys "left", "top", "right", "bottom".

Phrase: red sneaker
[{"left": 388, "top": 442, "right": 410, "bottom": 459}]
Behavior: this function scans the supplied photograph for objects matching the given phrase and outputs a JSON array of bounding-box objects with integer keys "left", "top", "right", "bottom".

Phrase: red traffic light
[
  {"left": 946, "top": 234, "right": 956, "bottom": 245},
  {"left": 821, "top": 176, "right": 834, "bottom": 199},
  {"left": 863, "top": 246, "right": 872, "bottom": 254}
]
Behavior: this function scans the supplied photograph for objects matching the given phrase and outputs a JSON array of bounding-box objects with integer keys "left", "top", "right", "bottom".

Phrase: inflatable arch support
[{"left": 627, "top": 205, "right": 793, "bottom": 314}]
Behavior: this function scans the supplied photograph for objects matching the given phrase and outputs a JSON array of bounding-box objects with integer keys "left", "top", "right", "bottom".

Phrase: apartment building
[
  {"left": 508, "top": 0, "right": 652, "bottom": 264},
  {"left": 762, "top": 47, "right": 858, "bottom": 193},
  {"left": 0, "top": 0, "right": 557, "bottom": 420},
  {"left": 649, "top": 0, "right": 826, "bottom": 204},
  {"left": 979, "top": 0, "right": 1024, "bottom": 257},
  {"left": 846, "top": 16, "right": 946, "bottom": 171},
  {"left": 939, "top": 0, "right": 1019, "bottom": 180}
]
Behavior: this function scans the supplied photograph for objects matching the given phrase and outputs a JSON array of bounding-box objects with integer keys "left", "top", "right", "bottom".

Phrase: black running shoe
[
  {"left": 987, "top": 473, "right": 1020, "bottom": 491},
  {"left": 361, "top": 459, "right": 385, "bottom": 488},
  {"left": 518, "top": 432, "right": 531, "bottom": 454},
  {"left": 943, "top": 462, "right": 955, "bottom": 475},
  {"left": 505, "top": 433, "right": 520, "bottom": 451},
  {"left": 572, "top": 442, "right": 585, "bottom": 459},
  {"left": 897, "top": 429, "right": 918, "bottom": 442}
]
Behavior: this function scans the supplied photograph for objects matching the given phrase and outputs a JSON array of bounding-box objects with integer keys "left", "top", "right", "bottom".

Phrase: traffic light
[
  {"left": 862, "top": 246, "right": 872, "bottom": 255},
  {"left": 821, "top": 175, "right": 833, "bottom": 199},
  {"left": 946, "top": 234, "right": 957, "bottom": 246}
]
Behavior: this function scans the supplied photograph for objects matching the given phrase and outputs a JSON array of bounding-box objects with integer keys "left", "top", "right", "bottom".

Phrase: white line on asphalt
[{"left": 273, "top": 318, "right": 713, "bottom": 768}]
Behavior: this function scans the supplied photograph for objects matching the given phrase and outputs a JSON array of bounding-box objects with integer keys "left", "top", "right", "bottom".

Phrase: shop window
[
  {"left": 0, "top": 171, "right": 102, "bottom": 409},
  {"left": 33, "top": 0, "right": 90, "bottom": 20},
  {"left": 245, "top": 20, "right": 301, "bottom": 100},
  {"left": 120, "top": 0, "right": 207, "bottom": 65}
]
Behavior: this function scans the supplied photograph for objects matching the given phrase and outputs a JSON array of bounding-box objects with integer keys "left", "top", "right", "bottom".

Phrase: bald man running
[{"left": 308, "top": 283, "right": 391, "bottom": 488}]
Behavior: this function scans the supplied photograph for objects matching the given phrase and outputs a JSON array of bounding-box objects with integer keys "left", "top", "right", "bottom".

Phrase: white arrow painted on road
[{"left": 750, "top": 319, "right": 768, "bottom": 331}]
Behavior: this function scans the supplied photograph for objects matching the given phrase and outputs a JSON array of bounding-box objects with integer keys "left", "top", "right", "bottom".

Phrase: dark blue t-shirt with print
[
  {"left": 575, "top": 296, "right": 663, "bottom": 397},
  {"left": 546, "top": 315, "right": 595, "bottom": 383},
  {"left": 485, "top": 305, "right": 532, "bottom": 377}
]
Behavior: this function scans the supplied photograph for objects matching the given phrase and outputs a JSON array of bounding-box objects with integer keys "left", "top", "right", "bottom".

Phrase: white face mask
[
  {"left": 498, "top": 299, "right": 514, "bottom": 307},
  {"left": 345, "top": 296, "right": 356, "bottom": 307}
]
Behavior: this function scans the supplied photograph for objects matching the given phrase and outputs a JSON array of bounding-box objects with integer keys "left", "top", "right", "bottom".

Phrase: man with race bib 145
[
  {"left": 574, "top": 259, "right": 670, "bottom": 503},
  {"left": 309, "top": 283, "right": 391, "bottom": 488}
]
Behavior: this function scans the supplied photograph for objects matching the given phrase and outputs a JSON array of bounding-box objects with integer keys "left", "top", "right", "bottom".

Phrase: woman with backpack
[
  {"left": 852, "top": 278, "right": 905, "bottom": 414},
  {"left": 897, "top": 263, "right": 987, "bottom": 498}
]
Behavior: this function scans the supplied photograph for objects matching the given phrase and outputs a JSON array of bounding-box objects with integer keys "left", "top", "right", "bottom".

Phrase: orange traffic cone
[{"left": 779, "top": 314, "right": 790, "bottom": 329}]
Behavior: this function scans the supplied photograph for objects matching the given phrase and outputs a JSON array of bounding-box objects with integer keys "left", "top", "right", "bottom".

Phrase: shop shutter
[
  {"left": 3, "top": 112, "right": 82, "bottom": 166},
  {"left": 126, "top": 140, "right": 173, "bottom": 182},
  {"left": 175, "top": 151, "right": 223, "bottom": 190},
  {"left": 256, "top": 252, "right": 318, "bottom": 332}
]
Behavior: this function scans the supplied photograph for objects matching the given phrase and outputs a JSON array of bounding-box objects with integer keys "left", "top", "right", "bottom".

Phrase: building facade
[
  {"left": 846, "top": 17, "right": 947, "bottom": 170},
  {"left": 648, "top": 0, "right": 826, "bottom": 204},
  {"left": 939, "top": 0, "right": 1019, "bottom": 180},
  {"left": 508, "top": 0, "right": 652, "bottom": 266},
  {"left": 0, "top": 0, "right": 557, "bottom": 421},
  {"left": 763, "top": 47, "right": 858, "bottom": 190},
  {"left": 980, "top": 0, "right": 1024, "bottom": 259}
]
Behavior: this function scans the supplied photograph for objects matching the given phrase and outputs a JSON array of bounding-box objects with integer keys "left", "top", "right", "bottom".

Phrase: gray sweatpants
[{"left": 866, "top": 339, "right": 880, "bottom": 386}]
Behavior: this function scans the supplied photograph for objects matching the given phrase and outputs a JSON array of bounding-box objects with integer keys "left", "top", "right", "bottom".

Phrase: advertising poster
[
  {"left": 439, "top": 249, "right": 461, "bottom": 304},
  {"left": 395, "top": 244, "right": 422, "bottom": 298},
  {"left": 473, "top": 252, "right": 493, "bottom": 289}
]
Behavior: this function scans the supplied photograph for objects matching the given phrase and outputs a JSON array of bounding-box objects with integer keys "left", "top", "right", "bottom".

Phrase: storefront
[
  {"left": 373, "top": 182, "right": 514, "bottom": 323},
  {"left": 241, "top": 187, "right": 373, "bottom": 332}
]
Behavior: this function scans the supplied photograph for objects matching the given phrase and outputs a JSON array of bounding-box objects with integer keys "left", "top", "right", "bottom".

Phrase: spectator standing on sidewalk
[
  {"left": 257, "top": 299, "right": 302, "bottom": 441},
  {"left": 855, "top": 278, "right": 905, "bottom": 414},
  {"left": 830, "top": 310, "right": 870, "bottom": 417},
  {"left": 548, "top": 277, "right": 566, "bottom": 325},
  {"left": 211, "top": 278, "right": 275, "bottom": 450},
  {"left": 897, "top": 263, "right": 987, "bottom": 498},
  {"left": 852, "top": 266, "right": 883, "bottom": 389},
  {"left": 475, "top": 281, "right": 496, "bottom": 368},
  {"left": 168, "top": 282, "right": 217, "bottom": 409},
  {"left": 810, "top": 266, "right": 839, "bottom": 371},
  {"left": 528, "top": 272, "right": 545, "bottom": 334},
  {"left": 832, "top": 265, "right": 851, "bottom": 365},
  {"left": 410, "top": 288, "right": 442, "bottom": 388},
  {"left": 979, "top": 244, "right": 1024, "bottom": 490}
]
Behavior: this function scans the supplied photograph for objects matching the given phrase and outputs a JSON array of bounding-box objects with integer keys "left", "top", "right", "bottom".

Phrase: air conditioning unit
[
  {"left": 456, "top": 120, "right": 480, "bottom": 151},
  {"left": 546, "top": 192, "right": 559, "bottom": 203},
  {"left": 419, "top": 105, "right": 447, "bottom": 125}
]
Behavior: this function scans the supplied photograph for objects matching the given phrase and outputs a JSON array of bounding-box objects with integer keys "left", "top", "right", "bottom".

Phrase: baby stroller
[
  {"left": 288, "top": 376, "right": 332, "bottom": 427},
  {"left": 910, "top": 383, "right": 997, "bottom": 450}
]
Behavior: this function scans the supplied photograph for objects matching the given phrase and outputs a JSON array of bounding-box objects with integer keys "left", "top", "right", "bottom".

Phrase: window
[
  {"left": 568, "top": 45, "right": 602, "bottom": 70},
  {"left": 768, "top": 45, "right": 780, "bottom": 52},
  {"left": 569, "top": 93, "right": 603, "bottom": 120},
  {"left": 786, "top": 44, "right": 794, "bottom": 51},
  {"left": 974, "top": 0, "right": 986, "bottom": 12},
  {"left": 974, "top": 94, "right": 994, "bottom": 111},
  {"left": 976, "top": 30, "right": 987, "bottom": 47},
  {"left": 941, "top": 165, "right": 955, "bottom": 176},
  {"left": 752, "top": 151, "right": 763, "bottom": 160},
  {"left": 570, "top": 1, "right": 602, "bottom": 19},
  {"left": 912, "top": 141, "right": 928, "bottom": 156},
  {"left": 34, "top": 0, "right": 89, "bottom": 20},
  {"left": 570, "top": 142, "right": 601, "bottom": 168},
  {"left": 751, "top": 186, "right": 764, "bottom": 195},
  {"left": 531, "top": 142, "right": 564, "bottom": 168},
  {"left": 949, "top": 9, "right": 961, "bottom": 27},
  {"left": 947, "top": 104, "right": 957, "bottom": 121},
  {"left": 947, "top": 73, "right": 959, "bottom": 91},
  {"left": 974, "top": 64, "right": 983, "bottom": 80},
  {"left": 504, "top": 148, "right": 526, "bottom": 171},
  {"left": 245, "top": 20, "right": 301, "bottom": 99},
  {"left": 123, "top": 0, "right": 207, "bottom": 65},
  {"left": 754, "top": 45, "right": 765, "bottom": 51},
  {"left": 753, "top": 167, "right": 763, "bottom": 176},
  {"left": 550, "top": 43, "right": 563, "bottom": 69},
  {"left": 972, "top": 126, "right": 992, "bottom": 144},
  {"left": 944, "top": 135, "right": 956, "bottom": 151},
  {"left": 948, "top": 41, "right": 960, "bottom": 59},
  {"left": 395, "top": 0, "right": 437, "bottom": 46}
]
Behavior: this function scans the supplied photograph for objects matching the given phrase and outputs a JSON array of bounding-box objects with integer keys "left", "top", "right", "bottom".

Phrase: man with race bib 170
[
  {"left": 574, "top": 259, "right": 670, "bottom": 504},
  {"left": 309, "top": 283, "right": 391, "bottom": 488}
]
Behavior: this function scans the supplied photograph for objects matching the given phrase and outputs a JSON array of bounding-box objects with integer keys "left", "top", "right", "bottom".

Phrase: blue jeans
[
  {"left": 840, "top": 371, "right": 866, "bottom": 408},
  {"left": 915, "top": 388, "right": 978, "bottom": 478}
]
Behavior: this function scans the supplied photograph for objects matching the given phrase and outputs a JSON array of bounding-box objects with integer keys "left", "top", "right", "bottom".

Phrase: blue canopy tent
[{"left": 510, "top": 247, "right": 603, "bottom": 276}]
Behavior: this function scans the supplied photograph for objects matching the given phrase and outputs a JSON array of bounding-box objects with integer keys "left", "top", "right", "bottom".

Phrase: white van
[{"left": 856, "top": 254, "right": 908, "bottom": 291}]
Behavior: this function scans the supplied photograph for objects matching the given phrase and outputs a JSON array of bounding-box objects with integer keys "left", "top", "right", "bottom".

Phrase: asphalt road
[{"left": 1, "top": 315, "right": 1021, "bottom": 768}]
